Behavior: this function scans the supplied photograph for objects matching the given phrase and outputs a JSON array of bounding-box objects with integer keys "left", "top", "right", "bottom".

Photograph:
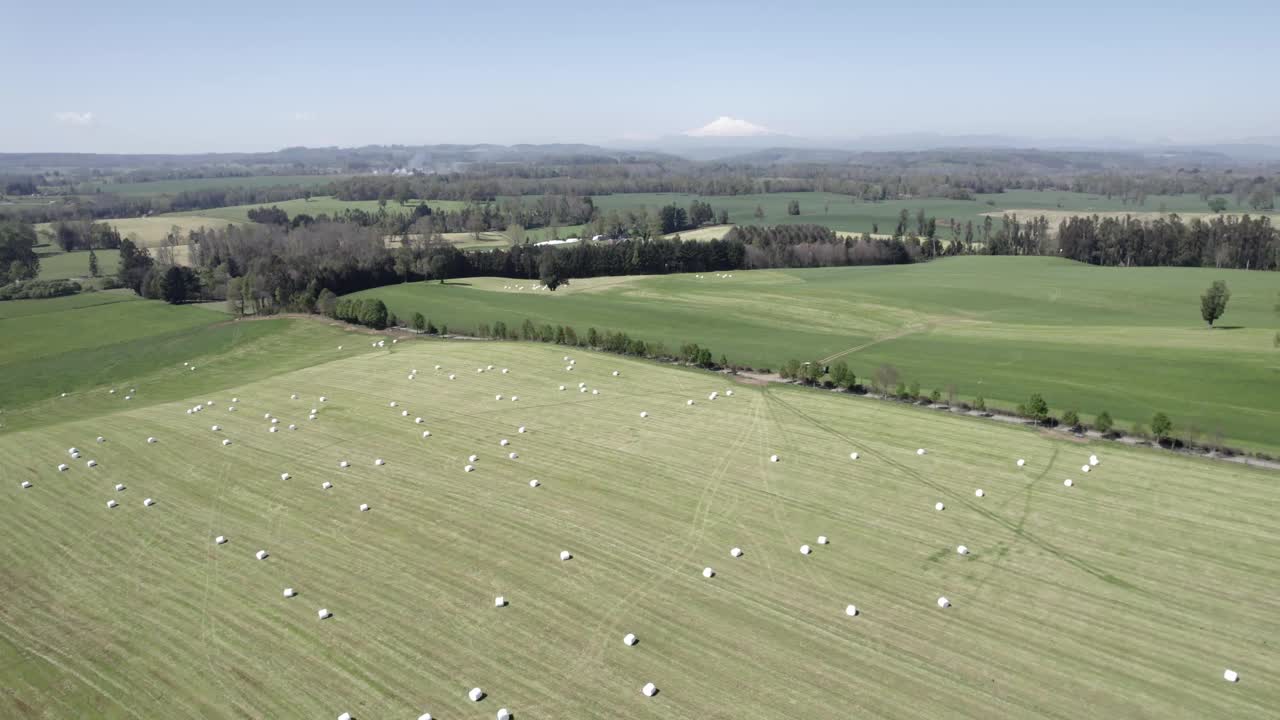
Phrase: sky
[{"left": 3, "top": 0, "right": 1278, "bottom": 153}]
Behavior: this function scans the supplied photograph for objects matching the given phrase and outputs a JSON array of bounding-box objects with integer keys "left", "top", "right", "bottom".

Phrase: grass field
[
  {"left": 35, "top": 249, "right": 122, "bottom": 281},
  {"left": 2, "top": 337, "right": 1276, "bottom": 718},
  {"left": 171, "top": 196, "right": 467, "bottom": 223},
  {"left": 351, "top": 257, "right": 1280, "bottom": 454},
  {"left": 0, "top": 292, "right": 370, "bottom": 432},
  {"left": 80, "top": 174, "right": 351, "bottom": 197}
]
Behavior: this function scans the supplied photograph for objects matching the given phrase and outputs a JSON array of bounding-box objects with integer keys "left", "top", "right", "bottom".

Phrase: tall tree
[
  {"left": 88, "top": 248, "right": 99, "bottom": 277},
  {"left": 1200, "top": 280, "right": 1231, "bottom": 327}
]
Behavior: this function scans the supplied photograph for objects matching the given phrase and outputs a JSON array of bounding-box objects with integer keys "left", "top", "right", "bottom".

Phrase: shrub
[
  {"left": 0, "top": 278, "right": 82, "bottom": 301},
  {"left": 907, "top": 381, "right": 920, "bottom": 399},
  {"left": 1024, "top": 393, "right": 1049, "bottom": 424},
  {"left": 1061, "top": 409, "right": 1080, "bottom": 429},
  {"left": 411, "top": 312, "right": 426, "bottom": 331},
  {"left": 1094, "top": 411, "right": 1114, "bottom": 434},
  {"left": 973, "top": 395, "right": 986, "bottom": 411},
  {"left": 929, "top": 389, "right": 941, "bottom": 404},
  {"left": 1151, "top": 412, "right": 1173, "bottom": 442}
]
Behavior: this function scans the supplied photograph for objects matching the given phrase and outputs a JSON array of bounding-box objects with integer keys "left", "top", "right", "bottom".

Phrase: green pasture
[{"left": 171, "top": 196, "right": 467, "bottom": 223}]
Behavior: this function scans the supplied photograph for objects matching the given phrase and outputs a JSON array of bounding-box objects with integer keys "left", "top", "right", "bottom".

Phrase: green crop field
[
  {"left": 0, "top": 292, "right": 369, "bottom": 431},
  {"left": 79, "top": 174, "right": 352, "bottom": 197},
  {"left": 2, "top": 337, "right": 1276, "bottom": 718},
  {"left": 170, "top": 196, "right": 467, "bottom": 223},
  {"left": 35, "top": 249, "right": 122, "bottom": 280},
  {"left": 351, "top": 257, "right": 1280, "bottom": 454}
]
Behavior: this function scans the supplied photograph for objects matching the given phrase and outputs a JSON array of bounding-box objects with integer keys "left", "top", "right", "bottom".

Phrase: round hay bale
[
  {"left": 270, "top": 418, "right": 280, "bottom": 425},
  {"left": 702, "top": 567, "right": 715, "bottom": 578},
  {"left": 511, "top": 396, "right": 519, "bottom": 402},
  {"left": 518, "top": 426, "right": 527, "bottom": 433},
  {"left": 708, "top": 392, "right": 718, "bottom": 400},
  {"left": 1089, "top": 454, "right": 1099, "bottom": 466},
  {"left": 469, "top": 687, "right": 485, "bottom": 702},
  {"left": 849, "top": 452, "right": 859, "bottom": 460},
  {"left": 422, "top": 430, "right": 432, "bottom": 438},
  {"left": 415, "top": 417, "right": 424, "bottom": 424},
  {"left": 529, "top": 479, "right": 540, "bottom": 487},
  {"left": 435, "top": 365, "right": 441, "bottom": 370},
  {"left": 374, "top": 459, "right": 385, "bottom": 466},
  {"left": 1016, "top": 458, "right": 1026, "bottom": 467},
  {"left": 215, "top": 535, "right": 227, "bottom": 544},
  {"left": 559, "top": 385, "right": 566, "bottom": 391},
  {"left": 845, "top": 604, "right": 859, "bottom": 616},
  {"left": 508, "top": 452, "right": 518, "bottom": 460},
  {"left": 318, "top": 608, "right": 331, "bottom": 619},
  {"left": 817, "top": 535, "right": 828, "bottom": 545},
  {"left": 612, "top": 370, "right": 620, "bottom": 377},
  {"left": 640, "top": 411, "right": 648, "bottom": 418},
  {"left": 319, "top": 396, "right": 328, "bottom": 402},
  {"left": 590, "top": 390, "right": 597, "bottom": 396},
  {"left": 228, "top": 406, "right": 236, "bottom": 412},
  {"left": 359, "top": 503, "right": 370, "bottom": 512},
  {"left": 957, "top": 545, "right": 969, "bottom": 555},
  {"left": 57, "top": 463, "right": 69, "bottom": 472},
  {"left": 418, "top": 714, "right": 432, "bottom": 720},
  {"left": 281, "top": 472, "right": 291, "bottom": 481},
  {"left": 623, "top": 632, "right": 637, "bottom": 646},
  {"left": 917, "top": 448, "right": 926, "bottom": 456},
  {"left": 322, "top": 481, "right": 333, "bottom": 490},
  {"left": 448, "top": 374, "right": 456, "bottom": 380},
  {"left": 974, "top": 489, "right": 985, "bottom": 497},
  {"left": 495, "top": 394, "right": 504, "bottom": 401},
  {"left": 86, "top": 459, "right": 97, "bottom": 468},
  {"left": 726, "top": 390, "right": 734, "bottom": 396},
  {"left": 288, "top": 424, "right": 297, "bottom": 431},
  {"left": 1063, "top": 478, "right": 1074, "bottom": 487},
  {"left": 935, "top": 502, "right": 945, "bottom": 511},
  {"left": 143, "top": 498, "right": 155, "bottom": 507},
  {"left": 730, "top": 547, "right": 743, "bottom": 557},
  {"left": 21, "top": 481, "right": 32, "bottom": 489},
  {"left": 497, "top": 709, "right": 510, "bottom": 720},
  {"left": 269, "top": 427, "right": 279, "bottom": 433},
  {"left": 284, "top": 588, "right": 295, "bottom": 598},
  {"left": 559, "top": 550, "right": 572, "bottom": 561},
  {"left": 339, "top": 460, "right": 349, "bottom": 468},
  {"left": 96, "top": 436, "right": 105, "bottom": 443},
  {"left": 687, "top": 399, "right": 694, "bottom": 406},
  {"left": 291, "top": 394, "right": 298, "bottom": 400},
  {"left": 493, "top": 596, "right": 505, "bottom": 607},
  {"left": 264, "top": 413, "right": 273, "bottom": 420},
  {"left": 114, "top": 483, "right": 125, "bottom": 491},
  {"left": 232, "top": 397, "right": 240, "bottom": 403},
  {"left": 937, "top": 596, "right": 951, "bottom": 608},
  {"left": 500, "top": 439, "right": 509, "bottom": 446},
  {"left": 390, "top": 401, "right": 398, "bottom": 407},
  {"left": 579, "top": 387, "right": 587, "bottom": 393},
  {"left": 642, "top": 682, "right": 657, "bottom": 697},
  {"left": 469, "top": 454, "right": 479, "bottom": 463},
  {"left": 487, "top": 365, "right": 494, "bottom": 371},
  {"left": 1224, "top": 669, "right": 1239, "bottom": 683},
  {"left": 464, "top": 465, "right": 475, "bottom": 473},
  {"left": 769, "top": 454, "right": 779, "bottom": 463},
  {"left": 147, "top": 437, "right": 157, "bottom": 444},
  {"left": 800, "top": 544, "right": 812, "bottom": 555},
  {"left": 106, "top": 500, "right": 118, "bottom": 509},
  {"left": 502, "top": 368, "right": 509, "bottom": 374},
  {"left": 1081, "top": 465, "right": 1091, "bottom": 473},
  {"left": 211, "top": 425, "right": 221, "bottom": 432},
  {"left": 255, "top": 550, "right": 268, "bottom": 560},
  {"left": 566, "top": 365, "right": 573, "bottom": 371},
  {"left": 400, "top": 410, "right": 409, "bottom": 417}
]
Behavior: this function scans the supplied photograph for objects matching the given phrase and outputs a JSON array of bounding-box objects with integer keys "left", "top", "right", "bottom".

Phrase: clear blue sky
[{"left": 4, "top": 0, "right": 1277, "bottom": 153}]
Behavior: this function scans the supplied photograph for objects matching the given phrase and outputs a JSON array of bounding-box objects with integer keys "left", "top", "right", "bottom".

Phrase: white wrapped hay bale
[
  {"left": 283, "top": 588, "right": 296, "bottom": 598},
  {"left": 1016, "top": 458, "right": 1026, "bottom": 467},
  {"left": 422, "top": 431, "right": 432, "bottom": 438},
  {"left": 270, "top": 418, "right": 280, "bottom": 425},
  {"left": 319, "top": 396, "right": 328, "bottom": 402},
  {"left": 281, "top": 472, "right": 291, "bottom": 481},
  {"left": 497, "top": 709, "right": 510, "bottom": 720},
  {"left": 1081, "top": 465, "right": 1091, "bottom": 473},
  {"left": 493, "top": 596, "right": 505, "bottom": 607},
  {"left": 322, "top": 482, "right": 333, "bottom": 490},
  {"left": 448, "top": 374, "right": 456, "bottom": 380},
  {"left": 1224, "top": 669, "right": 1239, "bottom": 683},
  {"left": 415, "top": 417, "right": 424, "bottom": 424},
  {"left": 1063, "top": 478, "right": 1074, "bottom": 487},
  {"left": 359, "top": 503, "right": 370, "bottom": 512},
  {"left": 318, "top": 608, "right": 331, "bottom": 619},
  {"left": 612, "top": 370, "right": 620, "bottom": 377},
  {"left": 500, "top": 439, "right": 509, "bottom": 446},
  {"left": 800, "top": 544, "right": 812, "bottom": 555},
  {"left": 215, "top": 535, "right": 227, "bottom": 544},
  {"left": 309, "top": 414, "right": 317, "bottom": 421},
  {"left": 291, "top": 394, "right": 298, "bottom": 400},
  {"left": 579, "top": 387, "right": 587, "bottom": 393},
  {"left": 730, "top": 547, "right": 743, "bottom": 558},
  {"left": 68, "top": 447, "right": 79, "bottom": 456},
  {"left": 232, "top": 397, "right": 239, "bottom": 403},
  {"left": 219, "top": 437, "right": 233, "bottom": 445},
  {"left": 559, "top": 385, "right": 566, "bottom": 391},
  {"left": 464, "top": 465, "right": 475, "bottom": 473},
  {"left": 469, "top": 687, "right": 485, "bottom": 702},
  {"left": 264, "top": 413, "right": 273, "bottom": 420},
  {"left": 1089, "top": 454, "right": 1099, "bottom": 466},
  {"left": 57, "top": 463, "right": 69, "bottom": 472},
  {"left": 469, "top": 455, "right": 479, "bottom": 463},
  {"left": 640, "top": 411, "right": 648, "bottom": 418},
  {"left": 508, "top": 452, "right": 518, "bottom": 460},
  {"left": 255, "top": 550, "right": 269, "bottom": 560},
  {"left": 86, "top": 460, "right": 97, "bottom": 468},
  {"left": 114, "top": 483, "right": 125, "bottom": 492},
  {"left": 589, "top": 390, "right": 597, "bottom": 396},
  {"left": 143, "top": 498, "right": 155, "bottom": 507},
  {"left": 401, "top": 410, "right": 409, "bottom": 417},
  {"left": 957, "top": 545, "right": 969, "bottom": 555},
  {"left": 495, "top": 394, "right": 503, "bottom": 401},
  {"left": 623, "top": 632, "right": 638, "bottom": 646},
  {"left": 817, "top": 535, "right": 828, "bottom": 545},
  {"left": 849, "top": 452, "right": 859, "bottom": 460},
  {"left": 917, "top": 448, "right": 926, "bottom": 455},
  {"left": 726, "top": 389, "right": 734, "bottom": 396},
  {"left": 106, "top": 500, "right": 118, "bottom": 509},
  {"left": 21, "top": 481, "right": 32, "bottom": 489},
  {"left": 339, "top": 460, "right": 349, "bottom": 468},
  {"left": 487, "top": 365, "right": 494, "bottom": 371},
  {"left": 529, "top": 479, "right": 540, "bottom": 487},
  {"left": 845, "top": 604, "right": 859, "bottom": 616},
  {"left": 559, "top": 550, "right": 572, "bottom": 561},
  {"left": 147, "top": 437, "right": 157, "bottom": 444},
  {"left": 935, "top": 502, "right": 945, "bottom": 511},
  {"left": 418, "top": 714, "right": 432, "bottom": 720},
  {"left": 374, "top": 458, "right": 385, "bottom": 466},
  {"left": 937, "top": 596, "right": 951, "bottom": 608},
  {"left": 96, "top": 436, "right": 105, "bottom": 443},
  {"left": 269, "top": 427, "right": 279, "bottom": 433},
  {"left": 511, "top": 395, "right": 519, "bottom": 401},
  {"left": 390, "top": 401, "right": 398, "bottom": 407},
  {"left": 642, "top": 682, "right": 657, "bottom": 697},
  {"left": 211, "top": 425, "right": 222, "bottom": 432},
  {"left": 974, "top": 489, "right": 985, "bottom": 497},
  {"left": 702, "top": 567, "right": 715, "bottom": 578},
  {"left": 502, "top": 368, "right": 509, "bottom": 374},
  {"left": 517, "top": 426, "right": 526, "bottom": 434},
  {"left": 708, "top": 392, "right": 718, "bottom": 400},
  {"left": 288, "top": 424, "right": 297, "bottom": 431},
  {"left": 770, "top": 454, "right": 779, "bottom": 463}
]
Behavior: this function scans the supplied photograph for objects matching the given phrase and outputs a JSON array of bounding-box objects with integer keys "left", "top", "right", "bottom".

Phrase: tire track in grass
[{"left": 762, "top": 389, "right": 1142, "bottom": 595}]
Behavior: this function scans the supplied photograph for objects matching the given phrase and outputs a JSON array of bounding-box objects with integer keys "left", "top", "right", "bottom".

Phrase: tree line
[{"left": 1057, "top": 213, "right": 1278, "bottom": 270}]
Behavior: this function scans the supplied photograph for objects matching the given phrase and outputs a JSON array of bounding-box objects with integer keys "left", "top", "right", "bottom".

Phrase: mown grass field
[
  {"left": 2, "top": 338, "right": 1276, "bottom": 718},
  {"left": 352, "top": 257, "right": 1280, "bottom": 454},
  {"left": 79, "top": 174, "right": 351, "bottom": 197},
  {"left": 35, "top": 249, "right": 121, "bottom": 280},
  {"left": 0, "top": 292, "right": 369, "bottom": 432},
  {"left": 171, "top": 196, "right": 467, "bottom": 223}
]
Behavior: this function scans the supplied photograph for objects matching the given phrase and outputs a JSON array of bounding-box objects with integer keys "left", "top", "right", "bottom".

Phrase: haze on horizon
[{"left": 3, "top": 0, "right": 1278, "bottom": 154}]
